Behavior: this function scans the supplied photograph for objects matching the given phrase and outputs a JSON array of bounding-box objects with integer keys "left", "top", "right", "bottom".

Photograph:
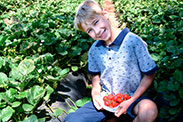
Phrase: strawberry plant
[
  {"left": 0, "top": 0, "right": 92, "bottom": 121},
  {"left": 114, "top": 0, "right": 183, "bottom": 121},
  {"left": 0, "top": 0, "right": 182, "bottom": 121}
]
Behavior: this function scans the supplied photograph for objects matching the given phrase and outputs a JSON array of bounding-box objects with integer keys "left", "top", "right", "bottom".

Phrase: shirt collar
[{"left": 96, "top": 27, "right": 130, "bottom": 47}]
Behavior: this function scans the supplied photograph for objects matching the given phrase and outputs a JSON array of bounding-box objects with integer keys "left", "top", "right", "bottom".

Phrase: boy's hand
[
  {"left": 92, "top": 93, "right": 103, "bottom": 110},
  {"left": 114, "top": 99, "right": 132, "bottom": 117}
]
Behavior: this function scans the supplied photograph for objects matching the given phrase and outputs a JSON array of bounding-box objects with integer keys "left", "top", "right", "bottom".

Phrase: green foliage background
[
  {"left": 113, "top": 0, "right": 183, "bottom": 121},
  {"left": 0, "top": 0, "right": 182, "bottom": 121}
]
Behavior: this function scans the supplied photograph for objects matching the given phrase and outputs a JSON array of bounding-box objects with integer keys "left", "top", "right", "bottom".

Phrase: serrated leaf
[
  {"left": 18, "top": 59, "right": 35, "bottom": 75},
  {"left": 9, "top": 67, "right": 23, "bottom": 81},
  {"left": 26, "top": 85, "right": 45, "bottom": 105}
]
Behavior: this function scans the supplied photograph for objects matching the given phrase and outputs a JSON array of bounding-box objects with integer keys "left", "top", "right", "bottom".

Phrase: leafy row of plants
[
  {"left": 114, "top": 0, "right": 183, "bottom": 121},
  {"left": 0, "top": 0, "right": 92, "bottom": 121},
  {"left": 0, "top": 0, "right": 183, "bottom": 121}
]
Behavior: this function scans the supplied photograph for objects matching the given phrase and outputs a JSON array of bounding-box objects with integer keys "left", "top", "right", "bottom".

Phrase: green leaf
[
  {"left": 154, "top": 80, "right": 158, "bottom": 89},
  {"left": 0, "top": 72, "right": 8, "bottom": 87},
  {"left": 8, "top": 79, "right": 20, "bottom": 87},
  {"left": 22, "top": 104, "right": 34, "bottom": 112},
  {"left": 168, "top": 107, "right": 177, "bottom": 115},
  {"left": 26, "top": 85, "right": 45, "bottom": 105},
  {"left": 169, "top": 15, "right": 178, "bottom": 20},
  {"left": 45, "top": 75, "right": 59, "bottom": 81},
  {"left": 52, "top": 108, "right": 64, "bottom": 117},
  {"left": 71, "top": 46, "right": 82, "bottom": 56},
  {"left": 44, "top": 85, "right": 54, "bottom": 101},
  {"left": 58, "top": 68, "right": 70, "bottom": 76},
  {"left": 0, "top": 57, "right": 3, "bottom": 69},
  {"left": 75, "top": 97, "right": 91, "bottom": 107},
  {"left": 170, "top": 99, "right": 180, "bottom": 106},
  {"left": 0, "top": 102, "right": 6, "bottom": 108},
  {"left": 157, "top": 80, "right": 168, "bottom": 92},
  {"left": 68, "top": 106, "right": 77, "bottom": 113},
  {"left": 173, "top": 58, "right": 182, "bottom": 67},
  {"left": 16, "top": 91, "right": 28, "bottom": 99},
  {"left": 173, "top": 70, "right": 183, "bottom": 83},
  {"left": 11, "top": 101, "right": 21, "bottom": 108},
  {"left": 5, "top": 88, "right": 17, "bottom": 103},
  {"left": 71, "top": 66, "right": 78, "bottom": 72},
  {"left": 9, "top": 67, "right": 23, "bottom": 81},
  {"left": 167, "top": 46, "right": 176, "bottom": 53},
  {"left": 21, "top": 114, "right": 38, "bottom": 122},
  {"left": 0, "top": 106, "right": 15, "bottom": 122},
  {"left": 163, "top": 93, "right": 176, "bottom": 101},
  {"left": 167, "top": 81, "right": 180, "bottom": 91},
  {"left": 179, "top": 87, "right": 183, "bottom": 99},
  {"left": 151, "top": 53, "right": 159, "bottom": 61},
  {"left": 159, "top": 106, "right": 169, "bottom": 118},
  {"left": 18, "top": 59, "right": 35, "bottom": 75},
  {"left": 38, "top": 118, "right": 46, "bottom": 122},
  {"left": 0, "top": 35, "right": 7, "bottom": 46}
]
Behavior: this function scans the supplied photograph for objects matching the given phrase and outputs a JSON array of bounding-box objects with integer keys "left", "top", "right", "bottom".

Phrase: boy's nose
[{"left": 95, "top": 27, "right": 101, "bottom": 37}]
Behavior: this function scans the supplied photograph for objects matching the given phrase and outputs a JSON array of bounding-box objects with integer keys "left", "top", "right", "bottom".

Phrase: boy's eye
[
  {"left": 87, "top": 29, "right": 92, "bottom": 33},
  {"left": 94, "top": 20, "right": 99, "bottom": 25}
]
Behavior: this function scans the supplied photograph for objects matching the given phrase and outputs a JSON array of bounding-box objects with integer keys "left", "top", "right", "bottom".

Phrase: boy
[{"left": 64, "top": 0, "right": 158, "bottom": 122}]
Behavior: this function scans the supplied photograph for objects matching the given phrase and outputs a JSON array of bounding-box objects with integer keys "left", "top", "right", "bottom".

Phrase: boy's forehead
[
  {"left": 81, "top": 14, "right": 101, "bottom": 29},
  {"left": 85, "top": 17, "right": 96, "bottom": 25}
]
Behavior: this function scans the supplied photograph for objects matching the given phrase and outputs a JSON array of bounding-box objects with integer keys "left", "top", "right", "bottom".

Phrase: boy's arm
[
  {"left": 131, "top": 73, "right": 156, "bottom": 102},
  {"left": 91, "top": 74, "right": 102, "bottom": 110},
  {"left": 115, "top": 73, "right": 156, "bottom": 117}
]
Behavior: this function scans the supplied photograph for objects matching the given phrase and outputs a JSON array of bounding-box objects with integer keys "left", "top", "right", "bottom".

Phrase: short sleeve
[
  {"left": 133, "top": 34, "right": 158, "bottom": 75},
  {"left": 88, "top": 46, "right": 100, "bottom": 76}
]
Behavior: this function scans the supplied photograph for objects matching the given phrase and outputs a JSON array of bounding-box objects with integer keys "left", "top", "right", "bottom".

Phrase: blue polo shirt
[{"left": 88, "top": 28, "right": 158, "bottom": 96}]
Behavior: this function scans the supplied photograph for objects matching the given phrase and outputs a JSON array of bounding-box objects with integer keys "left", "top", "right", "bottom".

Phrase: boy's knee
[{"left": 137, "top": 100, "right": 158, "bottom": 121}]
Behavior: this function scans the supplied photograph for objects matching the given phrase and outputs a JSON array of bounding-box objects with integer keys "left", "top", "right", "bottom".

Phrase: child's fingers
[{"left": 114, "top": 105, "right": 126, "bottom": 117}]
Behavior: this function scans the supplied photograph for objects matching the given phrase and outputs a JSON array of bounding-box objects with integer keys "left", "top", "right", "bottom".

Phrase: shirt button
[
  {"left": 109, "top": 57, "right": 111, "bottom": 60},
  {"left": 108, "top": 48, "right": 111, "bottom": 51}
]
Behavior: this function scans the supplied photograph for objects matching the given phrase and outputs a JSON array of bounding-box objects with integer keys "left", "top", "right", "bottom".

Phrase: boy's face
[{"left": 81, "top": 14, "right": 112, "bottom": 42}]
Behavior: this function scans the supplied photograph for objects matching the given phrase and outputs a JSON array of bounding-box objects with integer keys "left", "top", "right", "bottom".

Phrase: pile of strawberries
[{"left": 103, "top": 93, "right": 131, "bottom": 108}]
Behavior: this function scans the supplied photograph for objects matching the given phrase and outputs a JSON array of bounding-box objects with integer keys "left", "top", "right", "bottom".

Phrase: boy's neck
[{"left": 105, "top": 27, "right": 121, "bottom": 46}]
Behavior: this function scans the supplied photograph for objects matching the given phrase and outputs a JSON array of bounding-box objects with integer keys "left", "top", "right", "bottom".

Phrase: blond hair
[{"left": 74, "top": 0, "right": 120, "bottom": 32}]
